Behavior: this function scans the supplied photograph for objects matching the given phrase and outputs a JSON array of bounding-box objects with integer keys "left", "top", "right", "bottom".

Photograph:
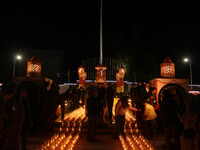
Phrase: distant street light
[
  {"left": 16, "top": 55, "right": 22, "bottom": 60},
  {"left": 184, "top": 57, "right": 192, "bottom": 89},
  {"left": 184, "top": 58, "right": 189, "bottom": 62},
  {"left": 13, "top": 54, "right": 22, "bottom": 77}
]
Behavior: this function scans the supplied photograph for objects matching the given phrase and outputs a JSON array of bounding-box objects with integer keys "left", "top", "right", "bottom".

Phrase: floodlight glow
[
  {"left": 184, "top": 58, "right": 189, "bottom": 62},
  {"left": 16, "top": 55, "right": 22, "bottom": 60}
]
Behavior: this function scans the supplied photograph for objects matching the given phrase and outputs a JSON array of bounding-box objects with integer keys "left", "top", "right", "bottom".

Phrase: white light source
[
  {"left": 16, "top": 55, "right": 22, "bottom": 60},
  {"left": 13, "top": 54, "right": 23, "bottom": 77},
  {"left": 183, "top": 57, "right": 193, "bottom": 89},
  {"left": 184, "top": 58, "right": 189, "bottom": 62}
]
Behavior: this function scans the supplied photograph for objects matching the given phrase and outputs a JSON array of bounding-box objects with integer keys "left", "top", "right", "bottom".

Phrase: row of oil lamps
[
  {"left": 40, "top": 107, "right": 154, "bottom": 150},
  {"left": 40, "top": 107, "right": 86, "bottom": 150},
  {"left": 119, "top": 110, "right": 154, "bottom": 150},
  {"left": 119, "top": 134, "right": 153, "bottom": 150},
  {"left": 40, "top": 133, "right": 79, "bottom": 150}
]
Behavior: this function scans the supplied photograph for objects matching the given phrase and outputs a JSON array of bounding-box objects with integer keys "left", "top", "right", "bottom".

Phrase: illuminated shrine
[
  {"left": 151, "top": 57, "right": 189, "bottom": 106},
  {"left": 27, "top": 56, "right": 42, "bottom": 77},
  {"left": 13, "top": 55, "right": 53, "bottom": 87},
  {"left": 78, "top": 65, "right": 87, "bottom": 89},
  {"left": 160, "top": 57, "right": 175, "bottom": 78},
  {"left": 95, "top": 65, "right": 107, "bottom": 86}
]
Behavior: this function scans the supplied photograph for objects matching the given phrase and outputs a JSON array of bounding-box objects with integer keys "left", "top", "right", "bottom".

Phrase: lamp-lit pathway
[
  {"left": 38, "top": 107, "right": 162, "bottom": 150},
  {"left": 27, "top": 129, "right": 165, "bottom": 150}
]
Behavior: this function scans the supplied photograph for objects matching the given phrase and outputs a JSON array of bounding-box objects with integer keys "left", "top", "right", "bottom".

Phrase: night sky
[{"left": 1, "top": 1, "right": 200, "bottom": 83}]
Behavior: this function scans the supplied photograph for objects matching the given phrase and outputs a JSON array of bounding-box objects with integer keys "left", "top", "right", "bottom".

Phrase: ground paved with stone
[
  {"left": 74, "top": 134, "right": 123, "bottom": 150},
  {"left": 26, "top": 130, "right": 54, "bottom": 150},
  {"left": 74, "top": 133, "right": 167, "bottom": 150}
]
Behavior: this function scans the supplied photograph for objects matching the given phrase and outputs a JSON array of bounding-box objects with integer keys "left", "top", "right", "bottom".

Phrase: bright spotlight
[
  {"left": 184, "top": 58, "right": 189, "bottom": 62},
  {"left": 16, "top": 55, "right": 22, "bottom": 60}
]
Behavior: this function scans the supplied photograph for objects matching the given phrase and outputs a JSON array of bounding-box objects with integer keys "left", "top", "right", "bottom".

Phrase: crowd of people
[
  {"left": 129, "top": 82, "right": 200, "bottom": 150},
  {"left": 85, "top": 81, "right": 200, "bottom": 150},
  {"left": 1, "top": 80, "right": 200, "bottom": 150},
  {"left": 0, "top": 80, "right": 116, "bottom": 149},
  {"left": 160, "top": 90, "right": 200, "bottom": 150}
]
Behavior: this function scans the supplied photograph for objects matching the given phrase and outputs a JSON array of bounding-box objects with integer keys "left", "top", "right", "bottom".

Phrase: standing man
[
  {"left": 160, "top": 90, "right": 181, "bottom": 150},
  {"left": 86, "top": 87, "right": 100, "bottom": 142},
  {"left": 17, "top": 88, "right": 33, "bottom": 150},
  {"left": 47, "top": 84, "right": 59, "bottom": 128},
  {"left": 140, "top": 81, "right": 151, "bottom": 103},
  {"left": 147, "top": 87, "right": 157, "bottom": 107},
  {"left": 130, "top": 84, "right": 137, "bottom": 115},
  {"left": 136, "top": 82, "right": 151, "bottom": 131},
  {"left": 97, "top": 83, "right": 106, "bottom": 123},
  {"left": 106, "top": 83, "right": 115, "bottom": 123},
  {"left": 134, "top": 81, "right": 143, "bottom": 111},
  {"left": 0, "top": 83, "right": 23, "bottom": 150},
  {"left": 130, "top": 84, "right": 136, "bottom": 103}
]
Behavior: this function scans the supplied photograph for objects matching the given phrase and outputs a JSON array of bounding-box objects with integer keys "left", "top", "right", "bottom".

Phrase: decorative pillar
[
  {"left": 120, "top": 78, "right": 124, "bottom": 93},
  {"left": 119, "top": 66, "right": 126, "bottom": 93},
  {"left": 116, "top": 72, "right": 120, "bottom": 94},
  {"left": 82, "top": 72, "right": 87, "bottom": 89},
  {"left": 78, "top": 65, "right": 85, "bottom": 89},
  {"left": 95, "top": 65, "right": 107, "bottom": 87},
  {"left": 27, "top": 56, "right": 42, "bottom": 77}
]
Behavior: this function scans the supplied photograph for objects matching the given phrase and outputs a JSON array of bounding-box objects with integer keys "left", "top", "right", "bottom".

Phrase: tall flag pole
[
  {"left": 95, "top": 0, "right": 106, "bottom": 87},
  {"left": 100, "top": 0, "right": 103, "bottom": 65}
]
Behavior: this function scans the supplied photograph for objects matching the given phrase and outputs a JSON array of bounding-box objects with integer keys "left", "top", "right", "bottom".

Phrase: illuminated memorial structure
[
  {"left": 13, "top": 56, "right": 52, "bottom": 86},
  {"left": 78, "top": 65, "right": 87, "bottom": 89},
  {"left": 12, "top": 56, "right": 53, "bottom": 128},
  {"left": 27, "top": 56, "right": 42, "bottom": 77},
  {"left": 151, "top": 57, "right": 189, "bottom": 106},
  {"left": 95, "top": 64, "right": 107, "bottom": 86},
  {"left": 160, "top": 57, "right": 175, "bottom": 78}
]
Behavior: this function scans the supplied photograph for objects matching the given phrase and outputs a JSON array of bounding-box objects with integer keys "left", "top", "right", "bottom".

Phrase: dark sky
[{"left": 1, "top": 1, "right": 200, "bottom": 82}]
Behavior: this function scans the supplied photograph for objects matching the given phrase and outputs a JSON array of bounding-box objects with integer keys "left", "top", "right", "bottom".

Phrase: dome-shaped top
[
  {"left": 163, "top": 57, "right": 172, "bottom": 63},
  {"left": 78, "top": 65, "right": 85, "bottom": 74},
  {"left": 30, "top": 56, "right": 40, "bottom": 62}
]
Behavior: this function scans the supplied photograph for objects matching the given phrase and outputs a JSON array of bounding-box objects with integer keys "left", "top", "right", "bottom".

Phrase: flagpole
[{"left": 100, "top": 0, "right": 103, "bottom": 65}]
